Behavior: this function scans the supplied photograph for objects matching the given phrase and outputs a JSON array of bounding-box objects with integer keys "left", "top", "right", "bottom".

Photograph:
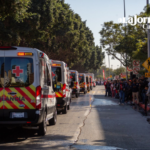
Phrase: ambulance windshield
[
  {"left": 70, "top": 72, "right": 76, "bottom": 82},
  {"left": 0, "top": 57, "right": 34, "bottom": 87},
  {"left": 86, "top": 77, "right": 88, "bottom": 83},
  {"left": 79, "top": 75, "right": 84, "bottom": 83},
  {"left": 52, "top": 67, "right": 61, "bottom": 82}
]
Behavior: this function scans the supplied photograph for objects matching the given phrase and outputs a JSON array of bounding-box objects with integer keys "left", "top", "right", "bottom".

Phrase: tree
[
  {"left": 0, "top": 0, "right": 32, "bottom": 22},
  {"left": 99, "top": 5, "right": 149, "bottom": 67},
  {"left": 0, "top": 0, "right": 104, "bottom": 71},
  {"left": 113, "top": 67, "right": 126, "bottom": 75}
]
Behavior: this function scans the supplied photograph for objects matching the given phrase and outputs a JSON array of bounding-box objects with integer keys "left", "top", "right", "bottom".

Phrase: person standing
[
  {"left": 105, "top": 81, "right": 110, "bottom": 97},
  {"left": 115, "top": 80, "right": 120, "bottom": 99},
  {"left": 131, "top": 80, "right": 139, "bottom": 105},
  {"left": 113, "top": 80, "right": 117, "bottom": 98},
  {"left": 139, "top": 79, "right": 143, "bottom": 103},
  {"left": 104, "top": 80, "right": 107, "bottom": 95},
  {"left": 110, "top": 81, "right": 114, "bottom": 97},
  {"left": 119, "top": 80, "right": 126, "bottom": 105},
  {"left": 126, "top": 81, "right": 132, "bottom": 104}
]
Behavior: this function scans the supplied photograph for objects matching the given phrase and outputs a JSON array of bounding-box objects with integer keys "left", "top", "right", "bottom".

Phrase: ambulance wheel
[
  {"left": 62, "top": 105, "right": 67, "bottom": 114},
  {"left": 76, "top": 93, "right": 78, "bottom": 98},
  {"left": 67, "top": 99, "right": 71, "bottom": 110},
  {"left": 38, "top": 112, "right": 47, "bottom": 136},
  {"left": 49, "top": 109, "right": 57, "bottom": 125},
  {"left": 57, "top": 110, "right": 60, "bottom": 114},
  {"left": 67, "top": 104, "right": 70, "bottom": 110}
]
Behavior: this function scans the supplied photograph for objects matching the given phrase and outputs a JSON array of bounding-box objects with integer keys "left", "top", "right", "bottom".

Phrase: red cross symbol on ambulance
[
  {"left": 52, "top": 72, "right": 55, "bottom": 77},
  {"left": 12, "top": 66, "right": 23, "bottom": 77}
]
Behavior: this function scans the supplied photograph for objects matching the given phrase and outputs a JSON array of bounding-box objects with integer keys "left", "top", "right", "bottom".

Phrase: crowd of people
[{"left": 104, "top": 76, "right": 149, "bottom": 106}]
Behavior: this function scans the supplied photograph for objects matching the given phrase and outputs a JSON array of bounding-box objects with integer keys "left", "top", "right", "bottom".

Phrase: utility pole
[
  {"left": 124, "top": 0, "right": 128, "bottom": 80},
  {"left": 147, "top": 0, "right": 150, "bottom": 83}
]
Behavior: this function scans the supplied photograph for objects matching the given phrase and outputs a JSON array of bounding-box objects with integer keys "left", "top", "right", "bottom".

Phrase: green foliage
[
  {"left": 0, "top": 0, "right": 32, "bottom": 22},
  {"left": 95, "top": 66, "right": 113, "bottom": 79},
  {"left": 113, "top": 67, "right": 126, "bottom": 75},
  {"left": 99, "top": 5, "right": 149, "bottom": 66},
  {"left": 0, "top": 0, "right": 104, "bottom": 71}
]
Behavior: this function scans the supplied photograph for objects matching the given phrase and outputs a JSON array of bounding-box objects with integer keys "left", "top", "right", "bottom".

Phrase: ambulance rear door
[{"left": 3, "top": 49, "right": 36, "bottom": 121}]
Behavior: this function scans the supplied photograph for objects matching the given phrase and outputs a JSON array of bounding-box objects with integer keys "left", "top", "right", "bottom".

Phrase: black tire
[
  {"left": 84, "top": 91, "right": 86, "bottom": 94},
  {"left": 76, "top": 93, "right": 78, "bottom": 98},
  {"left": 67, "top": 99, "right": 71, "bottom": 110},
  {"left": 57, "top": 110, "right": 60, "bottom": 114},
  {"left": 67, "top": 104, "right": 70, "bottom": 110},
  {"left": 49, "top": 109, "right": 57, "bottom": 125},
  {"left": 38, "top": 112, "right": 47, "bottom": 136},
  {"left": 62, "top": 105, "right": 67, "bottom": 114}
]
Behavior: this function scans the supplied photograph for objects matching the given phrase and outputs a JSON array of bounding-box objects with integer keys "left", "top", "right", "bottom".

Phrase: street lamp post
[
  {"left": 123, "top": 0, "right": 128, "bottom": 80},
  {"left": 147, "top": 0, "right": 150, "bottom": 83}
]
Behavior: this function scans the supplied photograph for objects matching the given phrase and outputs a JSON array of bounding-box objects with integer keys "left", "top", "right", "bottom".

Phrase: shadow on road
[{"left": 0, "top": 127, "right": 73, "bottom": 149}]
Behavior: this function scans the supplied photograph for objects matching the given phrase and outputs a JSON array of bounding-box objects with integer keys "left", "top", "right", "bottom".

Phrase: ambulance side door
[
  {"left": 45, "top": 63, "right": 55, "bottom": 114},
  {"left": 40, "top": 59, "right": 48, "bottom": 113},
  {"left": 65, "top": 67, "right": 69, "bottom": 101},
  {"left": 76, "top": 72, "right": 79, "bottom": 91}
]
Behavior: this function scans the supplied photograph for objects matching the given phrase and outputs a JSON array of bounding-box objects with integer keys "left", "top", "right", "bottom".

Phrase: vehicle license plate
[{"left": 12, "top": 112, "right": 24, "bottom": 118}]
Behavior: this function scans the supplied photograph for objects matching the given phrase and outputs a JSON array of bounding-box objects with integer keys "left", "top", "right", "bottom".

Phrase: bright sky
[{"left": 65, "top": 0, "right": 147, "bottom": 69}]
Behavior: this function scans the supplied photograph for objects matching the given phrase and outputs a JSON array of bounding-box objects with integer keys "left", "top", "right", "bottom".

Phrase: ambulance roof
[
  {"left": 0, "top": 46, "right": 50, "bottom": 62},
  {"left": 69, "top": 70, "right": 78, "bottom": 73}
]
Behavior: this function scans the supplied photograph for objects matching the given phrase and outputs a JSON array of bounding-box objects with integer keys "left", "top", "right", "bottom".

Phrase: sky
[{"left": 65, "top": 0, "right": 147, "bottom": 69}]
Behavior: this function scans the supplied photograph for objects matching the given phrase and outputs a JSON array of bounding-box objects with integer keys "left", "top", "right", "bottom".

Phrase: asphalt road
[{"left": 0, "top": 86, "right": 150, "bottom": 150}]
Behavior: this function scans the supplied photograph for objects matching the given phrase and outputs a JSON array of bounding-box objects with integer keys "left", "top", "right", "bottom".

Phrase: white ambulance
[
  {"left": 69, "top": 70, "right": 80, "bottom": 98},
  {"left": 0, "top": 46, "right": 57, "bottom": 136},
  {"left": 86, "top": 74, "right": 90, "bottom": 92},
  {"left": 51, "top": 60, "right": 72, "bottom": 114},
  {"left": 87, "top": 73, "right": 95, "bottom": 90},
  {"left": 78, "top": 73, "right": 87, "bottom": 94}
]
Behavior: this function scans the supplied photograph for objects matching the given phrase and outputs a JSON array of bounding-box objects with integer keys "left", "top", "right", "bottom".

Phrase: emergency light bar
[
  {"left": 0, "top": 46, "right": 17, "bottom": 50},
  {"left": 18, "top": 52, "right": 33, "bottom": 56},
  {"left": 52, "top": 64, "right": 61, "bottom": 67}
]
